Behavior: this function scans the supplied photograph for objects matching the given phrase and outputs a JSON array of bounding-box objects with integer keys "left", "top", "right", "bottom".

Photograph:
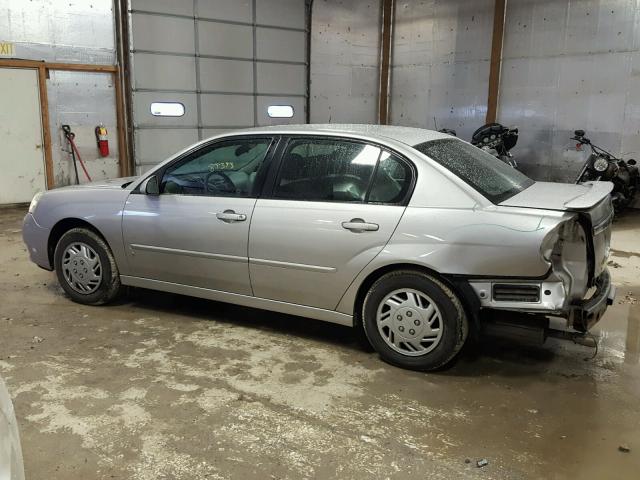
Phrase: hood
[
  {"left": 60, "top": 176, "right": 138, "bottom": 191},
  {"left": 500, "top": 181, "right": 613, "bottom": 211}
]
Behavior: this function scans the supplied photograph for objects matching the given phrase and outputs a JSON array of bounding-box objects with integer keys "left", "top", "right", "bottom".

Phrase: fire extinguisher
[{"left": 95, "top": 124, "right": 109, "bottom": 157}]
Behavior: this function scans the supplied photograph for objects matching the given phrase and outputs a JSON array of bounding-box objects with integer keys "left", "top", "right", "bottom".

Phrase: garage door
[{"left": 129, "top": 0, "right": 309, "bottom": 173}]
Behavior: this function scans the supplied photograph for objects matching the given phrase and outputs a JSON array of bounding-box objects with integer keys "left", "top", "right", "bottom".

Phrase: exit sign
[{"left": 0, "top": 42, "right": 15, "bottom": 56}]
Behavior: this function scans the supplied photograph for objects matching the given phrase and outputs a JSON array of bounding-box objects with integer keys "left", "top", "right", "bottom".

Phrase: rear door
[
  {"left": 122, "top": 136, "right": 275, "bottom": 294},
  {"left": 248, "top": 136, "right": 414, "bottom": 310}
]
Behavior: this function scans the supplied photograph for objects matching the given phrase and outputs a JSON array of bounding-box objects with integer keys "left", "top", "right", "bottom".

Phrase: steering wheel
[{"left": 205, "top": 171, "right": 235, "bottom": 194}]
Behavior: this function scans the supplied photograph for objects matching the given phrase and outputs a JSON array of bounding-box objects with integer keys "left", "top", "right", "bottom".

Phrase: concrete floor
[{"left": 1, "top": 207, "right": 639, "bottom": 480}]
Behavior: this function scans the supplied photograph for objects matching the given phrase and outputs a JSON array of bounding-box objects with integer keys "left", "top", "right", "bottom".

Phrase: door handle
[
  {"left": 341, "top": 218, "right": 379, "bottom": 232},
  {"left": 216, "top": 210, "right": 247, "bottom": 222}
]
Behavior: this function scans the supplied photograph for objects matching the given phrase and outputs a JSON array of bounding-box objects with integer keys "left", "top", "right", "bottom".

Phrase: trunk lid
[
  {"left": 499, "top": 181, "right": 613, "bottom": 211},
  {"left": 501, "top": 181, "right": 614, "bottom": 282}
]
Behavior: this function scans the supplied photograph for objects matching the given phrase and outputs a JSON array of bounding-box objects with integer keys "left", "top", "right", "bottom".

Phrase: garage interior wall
[
  {"left": 311, "top": 0, "right": 640, "bottom": 184},
  {"left": 498, "top": 0, "right": 640, "bottom": 182},
  {"left": 390, "top": 0, "right": 494, "bottom": 140},
  {"left": 2, "top": 0, "right": 638, "bottom": 183},
  {"left": 310, "top": 0, "right": 495, "bottom": 136},
  {"left": 129, "top": 0, "right": 309, "bottom": 173},
  {"left": 0, "top": 0, "right": 120, "bottom": 187},
  {"left": 309, "top": 0, "right": 382, "bottom": 123}
]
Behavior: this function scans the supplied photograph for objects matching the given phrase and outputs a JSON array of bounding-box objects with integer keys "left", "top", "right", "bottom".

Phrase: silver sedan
[
  {"left": 0, "top": 376, "right": 25, "bottom": 480},
  {"left": 23, "top": 125, "right": 615, "bottom": 370}
]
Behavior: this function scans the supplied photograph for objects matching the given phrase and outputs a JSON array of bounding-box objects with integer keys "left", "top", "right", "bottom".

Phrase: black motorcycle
[
  {"left": 471, "top": 123, "right": 519, "bottom": 167},
  {"left": 572, "top": 129, "right": 639, "bottom": 211},
  {"left": 437, "top": 128, "right": 458, "bottom": 137},
  {"left": 437, "top": 123, "right": 519, "bottom": 167}
]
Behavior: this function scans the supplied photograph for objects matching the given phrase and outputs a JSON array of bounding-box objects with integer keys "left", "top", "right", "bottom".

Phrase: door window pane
[
  {"left": 368, "top": 152, "right": 412, "bottom": 204},
  {"left": 161, "top": 138, "right": 271, "bottom": 196},
  {"left": 274, "top": 139, "right": 380, "bottom": 202}
]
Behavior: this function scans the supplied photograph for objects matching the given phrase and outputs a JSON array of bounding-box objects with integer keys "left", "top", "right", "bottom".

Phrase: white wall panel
[
  {"left": 498, "top": 0, "right": 640, "bottom": 181},
  {"left": 201, "top": 128, "right": 234, "bottom": 139},
  {"left": 309, "top": 0, "right": 381, "bottom": 123},
  {"left": 256, "top": 28, "right": 306, "bottom": 62},
  {"left": 198, "top": 0, "right": 252, "bottom": 22},
  {"left": 256, "top": 0, "right": 306, "bottom": 28},
  {"left": 131, "top": 14, "right": 195, "bottom": 54},
  {"left": 131, "top": 0, "right": 194, "bottom": 16},
  {"left": 134, "top": 129, "right": 199, "bottom": 170},
  {"left": 390, "top": 0, "right": 493, "bottom": 139},
  {"left": 308, "top": 0, "right": 640, "bottom": 185},
  {"left": 200, "top": 95, "right": 255, "bottom": 126},
  {"left": 199, "top": 58, "right": 254, "bottom": 93},
  {"left": 198, "top": 22, "right": 253, "bottom": 58},
  {"left": 133, "top": 54, "right": 197, "bottom": 91},
  {"left": 0, "top": 0, "right": 115, "bottom": 62},
  {"left": 257, "top": 63, "right": 306, "bottom": 95}
]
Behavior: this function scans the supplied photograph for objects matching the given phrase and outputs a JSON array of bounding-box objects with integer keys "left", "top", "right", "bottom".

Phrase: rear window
[{"left": 413, "top": 138, "right": 534, "bottom": 203}]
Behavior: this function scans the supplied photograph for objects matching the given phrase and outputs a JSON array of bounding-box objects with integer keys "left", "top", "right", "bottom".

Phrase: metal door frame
[{"left": 0, "top": 59, "right": 130, "bottom": 187}]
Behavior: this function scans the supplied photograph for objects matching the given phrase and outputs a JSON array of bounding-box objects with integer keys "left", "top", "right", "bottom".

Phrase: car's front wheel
[
  {"left": 53, "top": 227, "right": 121, "bottom": 305},
  {"left": 362, "top": 270, "right": 468, "bottom": 371}
]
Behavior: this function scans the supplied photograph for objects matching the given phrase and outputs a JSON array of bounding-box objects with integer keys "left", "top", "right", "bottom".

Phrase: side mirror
[
  {"left": 140, "top": 175, "right": 160, "bottom": 195},
  {"left": 574, "top": 129, "right": 585, "bottom": 137},
  {"left": 627, "top": 159, "right": 637, "bottom": 166}
]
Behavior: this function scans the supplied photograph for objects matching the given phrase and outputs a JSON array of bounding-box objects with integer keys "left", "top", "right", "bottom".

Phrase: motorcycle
[
  {"left": 437, "top": 128, "right": 458, "bottom": 137},
  {"left": 572, "top": 129, "right": 639, "bottom": 211},
  {"left": 471, "top": 123, "right": 519, "bottom": 168}
]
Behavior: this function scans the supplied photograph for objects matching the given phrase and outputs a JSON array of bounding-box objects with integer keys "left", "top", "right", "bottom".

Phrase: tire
[
  {"left": 362, "top": 270, "right": 468, "bottom": 371},
  {"left": 53, "top": 227, "right": 121, "bottom": 305}
]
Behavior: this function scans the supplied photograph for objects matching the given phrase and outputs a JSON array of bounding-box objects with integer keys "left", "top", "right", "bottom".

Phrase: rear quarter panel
[{"left": 336, "top": 205, "right": 569, "bottom": 315}]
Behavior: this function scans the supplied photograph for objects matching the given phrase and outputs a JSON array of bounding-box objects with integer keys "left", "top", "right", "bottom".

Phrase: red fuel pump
[{"left": 95, "top": 124, "right": 109, "bottom": 157}]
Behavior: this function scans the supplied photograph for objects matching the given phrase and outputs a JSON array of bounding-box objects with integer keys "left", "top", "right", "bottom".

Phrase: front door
[
  {"left": 249, "top": 137, "right": 414, "bottom": 310},
  {"left": 0, "top": 68, "right": 47, "bottom": 204},
  {"left": 122, "top": 137, "right": 274, "bottom": 295}
]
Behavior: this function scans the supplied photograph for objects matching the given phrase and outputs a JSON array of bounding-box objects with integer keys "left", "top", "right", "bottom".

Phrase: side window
[
  {"left": 274, "top": 139, "right": 381, "bottom": 202},
  {"left": 368, "top": 152, "right": 413, "bottom": 204},
  {"left": 161, "top": 138, "right": 272, "bottom": 197}
]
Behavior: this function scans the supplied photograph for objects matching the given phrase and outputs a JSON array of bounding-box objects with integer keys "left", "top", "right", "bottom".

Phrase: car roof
[{"left": 227, "top": 124, "right": 452, "bottom": 147}]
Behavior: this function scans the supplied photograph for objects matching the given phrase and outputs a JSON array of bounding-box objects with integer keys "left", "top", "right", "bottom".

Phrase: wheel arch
[
  {"left": 351, "top": 263, "right": 480, "bottom": 336},
  {"left": 47, "top": 218, "right": 110, "bottom": 267}
]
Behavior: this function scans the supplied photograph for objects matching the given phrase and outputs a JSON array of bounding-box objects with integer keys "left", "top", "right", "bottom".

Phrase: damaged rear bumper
[
  {"left": 570, "top": 269, "right": 615, "bottom": 332},
  {"left": 469, "top": 268, "right": 615, "bottom": 332}
]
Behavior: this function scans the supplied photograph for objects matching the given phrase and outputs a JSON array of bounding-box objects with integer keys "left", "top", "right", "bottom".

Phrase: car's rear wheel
[
  {"left": 362, "top": 270, "right": 468, "bottom": 371},
  {"left": 54, "top": 227, "right": 121, "bottom": 305}
]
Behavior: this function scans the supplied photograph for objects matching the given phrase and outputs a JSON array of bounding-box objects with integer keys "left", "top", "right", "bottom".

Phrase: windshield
[{"left": 413, "top": 138, "right": 534, "bottom": 203}]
